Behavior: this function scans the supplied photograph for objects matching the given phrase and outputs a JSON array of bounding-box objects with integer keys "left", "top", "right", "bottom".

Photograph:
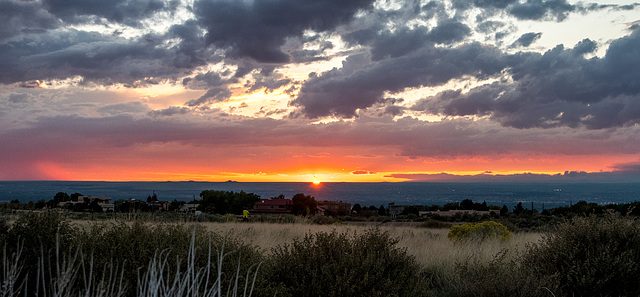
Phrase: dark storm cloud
[
  {"left": 149, "top": 106, "right": 191, "bottom": 117},
  {"left": 385, "top": 169, "right": 640, "bottom": 182},
  {"left": 194, "top": 0, "right": 375, "bottom": 63},
  {"left": 42, "top": 0, "right": 167, "bottom": 27},
  {"left": 508, "top": 0, "right": 575, "bottom": 21},
  {"left": 428, "top": 19, "right": 472, "bottom": 43},
  {"left": 185, "top": 87, "right": 231, "bottom": 106},
  {"left": 167, "top": 20, "right": 212, "bottom": 69},
  {"left": 367, "top": 27, "right": 431, "bottom": 60},
  {"left": 0, "top": 1, "right": 59, "bottom": 41},
  {"left": 0, "top": 2, "right": 214, "bottom": 87},
  {"left": 571, "top": 38, "right": 597, "bottom": 55},
  {"left": 292, "top": 42, "right": 506, "bottom": 118},
  {"left": 612, "top": 161, "right": 640, "bottom": 173},
  {"left": 183, "top": 71, "right": 229, "bottom": 89},
  {"left": 5, "top": 112, "right": 640, "bottom": 167},
  {"left": 476, "top": 21, "right": 507, "bottom": 34},
  {"left": 418, "top": 29, "right": 640, "bottom": 129},
  {"left": 452, "top": 0, "right": 518, "bottom": 10},
  {"left": 346, "top": 18, "right": 471, "bottom": 61},
  {"left": 245, "top": 76, "right": 292, "bottom": 93},
  {"left": 97, "top": 102, "right": 150, "bottom": 115},
  {"left": 0, "top": 27, "right": 209, "bottom": 86},
  {"left": 511, "top": 32, "right": 542, "bottom": 47}
]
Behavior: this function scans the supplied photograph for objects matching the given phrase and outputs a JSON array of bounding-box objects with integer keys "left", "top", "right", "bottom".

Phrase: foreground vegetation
[{"left": 1, "top": 212, "right": 640, "bottom": 296}]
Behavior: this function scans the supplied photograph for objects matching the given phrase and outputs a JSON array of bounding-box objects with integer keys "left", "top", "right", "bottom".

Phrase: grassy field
[
  {"left": 199, "top": 221, "right": 542, "bottom": 272},
  {"left": 4, "top": 212, "right": 639, "bottom": 296}
]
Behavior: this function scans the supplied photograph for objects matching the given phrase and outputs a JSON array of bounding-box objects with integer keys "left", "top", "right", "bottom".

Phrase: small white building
[{"left": 58, "top": 195, "right": 115, "bottom": 211}]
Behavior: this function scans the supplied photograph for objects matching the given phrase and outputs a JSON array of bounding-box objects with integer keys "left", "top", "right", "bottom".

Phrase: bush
[
  {"left": 523, "top": 215, "right": 640, "bottom": 297},
  {"left": 1, "top": 212, "right": 264, "bottom": 297},
  {"left": 3, "top": 211, "right": 76, "bottom": 288},
  {"left": 433, "top": 250, "right": 549, "bottom": 297},
  {"left": 448, "top": 221, "right": 511, "bottom": 242},
  {"left": 310, "top": 215, "right": 337, "bottom": 225},
  {"left": 264, "top": 228, "right": 431, "bottom": 297},
  {"left": 77, "top": 221, "right": 263, "bottom": 296},
  {"left": 419, "top": 218, "right": 451, "bottom": 229}
]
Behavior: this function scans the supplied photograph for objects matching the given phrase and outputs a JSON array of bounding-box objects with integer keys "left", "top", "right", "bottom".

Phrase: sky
[{"left": 1, "top": 0, "right": 640, "bottom": 182}]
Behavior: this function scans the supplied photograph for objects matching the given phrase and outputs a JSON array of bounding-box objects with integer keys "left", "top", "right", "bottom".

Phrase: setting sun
[{"left": 313, "top": 180, "right": 321, "bottom": 185}]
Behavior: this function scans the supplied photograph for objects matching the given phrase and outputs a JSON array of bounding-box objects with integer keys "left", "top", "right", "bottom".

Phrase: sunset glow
[{"left": 1, "top": 0, "right": 640, "bottom": 182}]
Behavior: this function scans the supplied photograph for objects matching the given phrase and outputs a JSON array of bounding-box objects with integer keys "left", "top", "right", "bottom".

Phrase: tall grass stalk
[
  {"left": 32, "top": 233, "right": 126, "bottom": 297},
  {"left": 137, "top": 230, "right": 261, "bottom": 297},
  {"left": 1, "top": 241, "right": 24, "bottom": 297}
]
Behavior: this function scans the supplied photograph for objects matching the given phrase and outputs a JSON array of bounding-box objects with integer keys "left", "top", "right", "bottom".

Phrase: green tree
[
  {"left": 198, "top": 190, "right": 260, "bottom": 214},
  {"left": 291, "top": 193, "right": 317, "bottom": 215},
  {"left": 460, "top": 199, "right": 474, "bottom": 210},
  {"left": 500, "top": 204, "right": 509, "bottom": 216},
  {"left": 47, "top": 192, "right": 70, "bottom": 208},
  {"left": 35, "top": 199, "right": 47, "bottom": 209},
  {"left": 70, "top": 192, "right": 83, "bottom": 200},
  {"left": 352, "top": 203, "right": 362, "bottom": 214},
  {"left": 169, "top": 199, "right": 185, "bottom": 211},
  {"left": 513, "top": 202, "right": 525, "bottom": 215},
  {"left": 378, "top": 204, "right": 386, "bottom": 216}
]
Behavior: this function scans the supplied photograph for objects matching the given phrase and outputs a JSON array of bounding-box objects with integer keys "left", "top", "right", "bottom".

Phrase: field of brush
[
  {"left": 2, "top": 212, "right": 640, "bottom": 297},
  {"left": 200, "top": 221, "right": 541, "bottom": 271}
]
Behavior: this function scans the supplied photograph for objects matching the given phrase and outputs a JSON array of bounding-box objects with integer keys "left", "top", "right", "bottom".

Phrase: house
[
  {"left": 179, "top": 203, "right": 199, "bottom": 213},
  {"left": 148, "top": 200, "right": 170, "bottom": 212},
  {"left": 387, "top": 203, "right": 405, "bottom": 217},
  {"left": 316, "top": 200, "right": 351, "bottom": 216},
  {"left": 419, "top": 209, "right": 499, "bottom": 217},
  {"left": 251, "top": 198, "right": 293, "bottom": 214},
  {"left": 59, "top": 195, "right": 115, "bottom": 212}
]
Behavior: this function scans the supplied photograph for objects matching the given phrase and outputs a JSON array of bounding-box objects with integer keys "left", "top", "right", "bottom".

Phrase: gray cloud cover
[
  {"left": 417, "top": 29, "right": 640, "bottom": 129},
  {"left": 194, "top": 0, "right": 375, "bottom": 63},
  {"left": 1, "top": 0, "right": 640, "bottom": 181},
  {"left": 292, "top": 42, "right": 507, "bottom": 118}
]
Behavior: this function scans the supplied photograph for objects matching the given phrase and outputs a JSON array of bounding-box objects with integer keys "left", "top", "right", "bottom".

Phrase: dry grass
[{"left": 196, "top": 222, "right": 542, "bottom": 270}]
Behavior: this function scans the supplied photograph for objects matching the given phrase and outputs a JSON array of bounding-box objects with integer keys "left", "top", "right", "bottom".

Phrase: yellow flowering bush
[{"left": 448, "top": 221, "right": 511, "bottom": 241}]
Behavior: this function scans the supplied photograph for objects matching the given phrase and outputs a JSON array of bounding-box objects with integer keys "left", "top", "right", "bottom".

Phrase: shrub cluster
[
  {"left": 523, "top": 215, "right": 640, "bottom": 297},
  {"left": 5, "top": 212, "right": 640, "bottom": 297},
  {"left": 264, "top": 229, "right": 431, "bottom": 297},
  {"left": 448, "top": 221, "right": 511, "bottom": 242},
  {"left": 0, "top": 211, "right": 263, "bottom": 296},
  {"left": 432, "top": 251, "right": 548, "bottom": 297}
]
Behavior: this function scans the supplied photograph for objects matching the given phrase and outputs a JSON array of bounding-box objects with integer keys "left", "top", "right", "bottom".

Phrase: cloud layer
[{"left": 1, "top": 0, "right": 640, "bottom": 181}]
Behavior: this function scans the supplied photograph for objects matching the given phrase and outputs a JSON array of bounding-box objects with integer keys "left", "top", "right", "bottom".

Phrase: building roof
[
  {"left": 251, "top": 198, "right": 293, "bottom": 214},
  {"left": 257, "top": 198, "right": 292, "bottom": 206}
]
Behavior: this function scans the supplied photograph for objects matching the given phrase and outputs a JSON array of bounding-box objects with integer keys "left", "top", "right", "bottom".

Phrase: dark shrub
[
  {"left": 433, "top": 250, "right": 550, "bottom": 297},
  {"left": 3, "top": 211, "right": 77, "bottom": 296},
  {"left": 77, "top": 221, "right": 263, "bottom": 296},
  {"left": 2, "top": 213, "right": 264, "bottom": 297},
  {"left": 419, "top": 218, "right": 451, "bottom": 229},
  {"left": 310, "top": 214, "right": 337, "bottom": 225},
  {"left": 524, "top": 215, "right": 640, "bottom": 297},
  {"left": 6, "top": 211, "right": 75, "bottom": 254},
  {"left": 263, "top": 228, "right": 431, "bottom": 297}
]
